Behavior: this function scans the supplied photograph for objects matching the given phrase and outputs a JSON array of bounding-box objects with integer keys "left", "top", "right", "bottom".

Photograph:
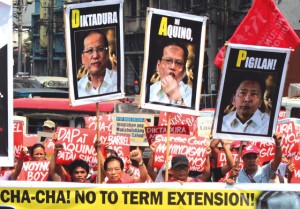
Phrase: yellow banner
[{"left": 1, "top": 182, "right": 299, "bottom": 209}]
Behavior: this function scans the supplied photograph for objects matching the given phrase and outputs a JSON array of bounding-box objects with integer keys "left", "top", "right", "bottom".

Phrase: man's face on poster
[
  {"left": 232, "top": 80, "right": 263, "bottom": 122},
  {"left": 156, "top": 45, "right": 185, "bottom": 84},
  {"left": 81, "top": 32, "right": 109, "bottom": 76}
]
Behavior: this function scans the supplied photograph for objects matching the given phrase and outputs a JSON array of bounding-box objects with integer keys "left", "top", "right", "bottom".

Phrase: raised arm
[
  {"left": 10, "top": 147, "right": 28, "bottom": 180},
  {"left": 49, "top": 143, "right": 67, "bottom": 181},
  {"left": 220, "top": 140, "right": 235, "bottom": 175},
  {"left": 271, "top": 132, "right": 283, "bottom": 171},
  {"left": 147, "top": 142, "right": 158, "bottom": 181},
  {"left": 131, "top": 147, "right": 148, "bottom": 183}
]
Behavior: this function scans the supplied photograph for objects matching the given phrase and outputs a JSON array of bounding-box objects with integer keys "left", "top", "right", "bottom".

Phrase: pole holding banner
[
  {"left": 96, "top": 102, "right": 102, "bottom": 183},
  {"left": 164, "top": 112, "right": 171, "bottom": 181}
]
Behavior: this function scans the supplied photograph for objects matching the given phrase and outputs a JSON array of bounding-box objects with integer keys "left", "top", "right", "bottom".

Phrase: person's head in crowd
[
  {"left": 29, "top": 143, "right": 46, "bottom": 161},
  {"left": 81, "top": 30, "right": 109, "bottom": 77},
  {"left": 68, "top": 159, "right": 90, "bottom": 183},
  {"left": 256, "top": 191, "right": 300, "bottom": 209},
  {"left": 241, "top": 144, "right": 260, "bottom": 173},
  {"left": 231, "top": 77, "right": 266, "bottom": 123},
  {"left": 156, "top": 40, "right": 188, "bottom": 84},
  {"left": 104, "top": 155, "right": 124, "bottom": 183},
  {"left": 170, "top": 154, "right": 190, "bottom": 181},
  {"left": 42, "top": 120, "right": 55, "bottom": 132}
]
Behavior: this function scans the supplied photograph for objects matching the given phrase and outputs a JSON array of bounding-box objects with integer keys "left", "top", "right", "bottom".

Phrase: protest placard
[
  {"left": 158, "top": 111, "right": 197, "bottom": 135},
  {"left": 140, "top": 8, "right": 207, "bottom": 116},
  {"left": 145, "top": 125, "right": 189, "bottom": 145},
  {"left": 113, "top": 113, "right": 154, "bottom": 146},
  {"left": 65, "top": 0, "right": 125, "bottom": 106},
  {"left": 17, "top": 160, "right": 50, "bottom": 181},
  {"left": 213, "top": 44, "right": 291, "bottom": 142},
  {"left": 153, "top": 134, "right": 207, "bottom": 171},
  {"left": 84, "top": 114, "right": 114, "bottom": 133}
]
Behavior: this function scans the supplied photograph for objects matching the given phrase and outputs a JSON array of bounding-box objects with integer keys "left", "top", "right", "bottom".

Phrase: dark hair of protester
[
  {"left": 29, "top": 143, "right": 45, "bottom": 157},
  {"left": 256, "top": 191, "right": 300, "bottom": 209},
  {"left": 68, "top": 159, "right": 90, "bottom": 175},
  {"left": 104, "top": 156, "right": 124, "bottom": 171}
]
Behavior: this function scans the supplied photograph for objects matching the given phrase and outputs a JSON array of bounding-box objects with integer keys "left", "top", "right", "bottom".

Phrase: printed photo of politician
[
  {"left": 75, "top": 29, "right": 118, "bottom": 98},
  {"left": 140, "top": 8, "right": 208, "bottom": 116},
  {"left": 65, "top": 1, "right": 124, "bottom": 106}
]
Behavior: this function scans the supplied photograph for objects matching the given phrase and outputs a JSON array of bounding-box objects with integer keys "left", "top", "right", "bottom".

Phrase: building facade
[{"left": 17, "top": 0, "right": 299, "bottom": 97}]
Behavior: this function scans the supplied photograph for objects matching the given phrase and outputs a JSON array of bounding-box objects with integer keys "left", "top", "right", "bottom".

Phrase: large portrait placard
[
  {"left": 212, "top": 44, "right": 291, "bottom": 142},
  {"left": 0, "top": 0, "right": 13, "bottom": 167},
  {"left": 65, "top": 0, "right": 124, "bottom": 106},
  {"left": 140, "top": 8, "right": 207, "bottom": 116}
]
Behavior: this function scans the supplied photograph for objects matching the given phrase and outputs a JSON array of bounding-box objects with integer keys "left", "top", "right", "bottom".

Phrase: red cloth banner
[
  {"left": 214, "top": 0, "right": 300, "bottom": 69},
  {"left": 153, "top": 134, "right": 207, "bottom": 172}
]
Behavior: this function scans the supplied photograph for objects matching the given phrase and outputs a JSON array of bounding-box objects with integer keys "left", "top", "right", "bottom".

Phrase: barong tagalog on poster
[
  {"left": 212, "top": 43, "right": 291, "bottom": 142},
  {"left": 65, "top": 0, "right": 125, "bottom": 106},
  {"left": 140, "top": 8, "right": 208, "bottom": 116}
]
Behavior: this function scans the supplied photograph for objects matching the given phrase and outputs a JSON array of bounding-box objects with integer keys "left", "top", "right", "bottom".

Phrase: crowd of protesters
[{"left": 1, "top": 119, "right": 296, "bottom": 184}]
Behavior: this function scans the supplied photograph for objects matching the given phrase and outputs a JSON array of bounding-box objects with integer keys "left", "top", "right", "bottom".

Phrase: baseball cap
[
  {"left": 43, "top": 120, "right": 55, "bottom": 129},
  {"left": 230, "top": 141, "right": 241, "bottom": 150},
  {"left": 242, "top": 145, "right": 260, "bottom": 158},
  {"left": 171, "top": 154, "right": 189, "bottom": 168}
]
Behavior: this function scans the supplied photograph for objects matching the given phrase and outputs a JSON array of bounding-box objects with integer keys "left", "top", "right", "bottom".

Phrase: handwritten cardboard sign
[
  {"left": 145, "top": 125, "right": 189, "bottom": 145},
  {"left": 158, "top": 112, "right": 197, "bottom": 135},
  {"left": 17, "top": 160, "right": 50, "bottom": 181},
  {"left": 153, "top": 134, "right": 207, "bottom": 172}
]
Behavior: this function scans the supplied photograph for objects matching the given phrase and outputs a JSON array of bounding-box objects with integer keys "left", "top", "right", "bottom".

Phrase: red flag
[{"left": 214, "top": 0, "right": 300, "bottom": 69}]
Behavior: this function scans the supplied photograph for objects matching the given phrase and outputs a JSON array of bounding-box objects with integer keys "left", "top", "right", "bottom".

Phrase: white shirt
[
  {"left": 222, "top": 109, "right": 270, "bottom": 134},
  {"left": 149, "top": 81, "right": 192, "bottom": 107},
  {"left": 77, "top": 68, "right": 117, "bottom": 97},
  {"left": 236, "top": 162, "right": 275, "bottom": 183}
]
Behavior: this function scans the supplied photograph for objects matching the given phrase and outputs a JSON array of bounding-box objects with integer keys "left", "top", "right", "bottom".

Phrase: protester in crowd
[
  {"left": 49, "top": 143, "right": 93, "bottom": 183},
  {"left": 10, "top": 143, "right": 46, "bottom": 180},
  {"left": 222, "top": 76, "right": 270, "bottom": 135},
  {"left": 149, "top": 40, "right": 192, "bottom": 107},
  {"left": 102, "top": 147, "right": 148, "bottom": 183},
  {"left": 77, "top": 30, "right": 117, "bottom": 97},
  {"left": 166, "top": 154, "right": 210, "bottom": 183},
  {"left": 209, "top": 139, "right": 236, "bottom": 182},
  {"left": 42, "top": 120, "right": 56, "bottom": 132},
  {"left": 228, "top": 132, "right": 282, "bottom": 183}
]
